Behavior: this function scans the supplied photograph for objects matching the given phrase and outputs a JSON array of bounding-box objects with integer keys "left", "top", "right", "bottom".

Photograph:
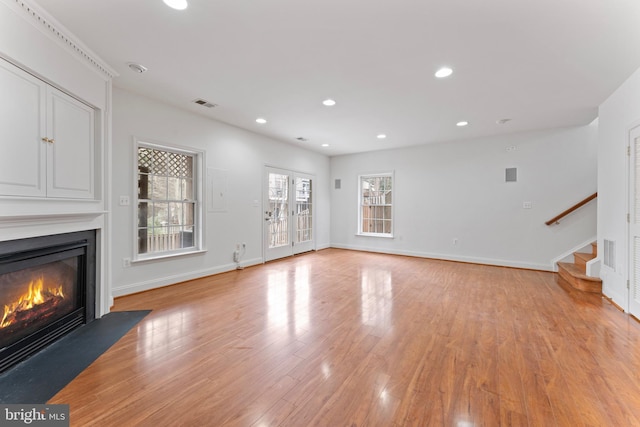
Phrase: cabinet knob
[{"left": 41, "top": 137, "right": 54, "bottom": 143}]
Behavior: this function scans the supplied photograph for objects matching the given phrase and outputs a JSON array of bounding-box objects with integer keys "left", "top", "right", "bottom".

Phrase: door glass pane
[
  {"left": 268, "top": 173, "right": 289, "bottom": 248},
  {"left": 296, "top": 178, "right": 312, "bottom": 243}
]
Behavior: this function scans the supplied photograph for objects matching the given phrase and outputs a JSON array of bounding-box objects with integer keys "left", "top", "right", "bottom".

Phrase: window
[
  {"left": 136, "top": 142, "right": 202, "bottom": 259},
  {"left": 358, "top": 173, "right": 393, "bottom": 237}
]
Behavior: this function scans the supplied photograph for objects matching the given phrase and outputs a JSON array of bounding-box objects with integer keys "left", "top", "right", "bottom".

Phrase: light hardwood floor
[{"left": 51, "top": 249, "right": 640, "bottom": 426}]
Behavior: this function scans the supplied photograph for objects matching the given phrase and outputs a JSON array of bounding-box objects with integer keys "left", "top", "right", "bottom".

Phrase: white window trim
[
  {"left": 357, "top": 171, "right": 394, "bottom": 238},
  {"left": 133, "top": 138, "right": 206, "bottom": 261}
]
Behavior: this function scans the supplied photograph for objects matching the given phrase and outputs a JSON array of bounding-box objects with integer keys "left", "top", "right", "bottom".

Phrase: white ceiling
[{"left": 34, "top": 0, "right": 640, "bottom": 156}]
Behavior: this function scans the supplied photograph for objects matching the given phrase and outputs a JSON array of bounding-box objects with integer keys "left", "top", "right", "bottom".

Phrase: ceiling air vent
[{"left": 192, "top": 98, "right": 217, "bottom": 108}]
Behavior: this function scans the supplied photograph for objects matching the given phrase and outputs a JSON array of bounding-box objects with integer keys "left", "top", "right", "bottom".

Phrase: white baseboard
[
  {"left": 586, "top": 258, "right": 601, "bottom": 277},
  {"left": 112, "top": 256, "right": 263, "bottom": 297},
  {"left": 329, "top": 243, "right": 553, "bottom": 271}
]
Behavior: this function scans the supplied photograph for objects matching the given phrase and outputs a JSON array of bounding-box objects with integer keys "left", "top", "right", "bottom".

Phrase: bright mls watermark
[{"left": 0, "top": 405, "right": 69, "bottom": 426}]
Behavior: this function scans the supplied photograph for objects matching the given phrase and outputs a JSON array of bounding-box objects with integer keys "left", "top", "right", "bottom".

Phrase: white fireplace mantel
[{"left": 0, "top": 211, "right": 107, "bottom": 241}]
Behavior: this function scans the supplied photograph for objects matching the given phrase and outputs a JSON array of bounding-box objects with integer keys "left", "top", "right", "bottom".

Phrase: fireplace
[{"left": 0, "top": 231, "right": 96, "bottom": 372}]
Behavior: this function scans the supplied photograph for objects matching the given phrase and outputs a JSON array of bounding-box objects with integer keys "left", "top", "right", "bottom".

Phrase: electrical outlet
[
  {"left": 119, "top": 196, "right": 130, "bottom": 206},
  {"left": 122, "top": 257, "right": 131, "bottom": 268},
  {"left": 523, "top": 201, "right": 532, "bottom": 209}
]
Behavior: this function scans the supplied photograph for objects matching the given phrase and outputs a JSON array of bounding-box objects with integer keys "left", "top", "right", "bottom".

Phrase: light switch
[
  {"left": 523, "top": 201, "right": 532, "bottom": 209},
  {"left": 119, "top": 196, "right": 130, "bottom": 206}
]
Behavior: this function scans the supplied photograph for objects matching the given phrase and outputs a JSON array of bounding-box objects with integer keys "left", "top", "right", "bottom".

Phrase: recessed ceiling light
[
  {"left": 435, "top": 67, "right": 453, "bottom": 78},
  {"left": 377, "top": 134, "right": 387, "bottom": 139},
  {"left": 127, "top": 62, "right": 148, "bottom": 73},
  {"left": 321, "top": 144, "right": 330, "bottom": 147},
  {"left": 322, "top": 99, "right": 336, "bottom": 106},
  {"left": 163, "top": 0, "right": 188, "bottom": 10},
  {"left": 456, "top": 121, "right": 469, "bottom": 127},
  {"left": 255, "top": 118, "right": 267, "bottom": 124}
]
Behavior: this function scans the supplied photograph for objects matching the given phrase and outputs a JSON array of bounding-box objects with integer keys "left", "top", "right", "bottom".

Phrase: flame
[{"left": 1, "top": 276, "right": 64, "bottom": 328}]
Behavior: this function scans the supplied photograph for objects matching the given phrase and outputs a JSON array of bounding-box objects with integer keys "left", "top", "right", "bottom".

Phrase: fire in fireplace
[
  {"left": 1, "top": 276, "right": 66, "bottom": 330},
  {"left": 0, "top": 231, "right": 96, "bottom": 372},
  {"left": 0, "top": 262, "right": 77, "bottom": 350}
]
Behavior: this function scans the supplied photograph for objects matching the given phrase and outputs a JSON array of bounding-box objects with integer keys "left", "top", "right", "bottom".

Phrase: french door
[{"left": 263, "top": 167, "right": 314, "bottom": 262}]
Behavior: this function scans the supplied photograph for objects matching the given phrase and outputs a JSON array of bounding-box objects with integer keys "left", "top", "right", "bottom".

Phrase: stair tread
[
  {"left": 557, "top": 262, "right": 602, "bottom": 282},
  {"left": 574, "top": 252, "right": 596, "bottom": 263}
]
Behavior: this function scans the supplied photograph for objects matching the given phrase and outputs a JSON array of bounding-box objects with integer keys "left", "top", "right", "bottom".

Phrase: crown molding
[{"left": 7, "top": 0, "right": 118, "bottom": 79}]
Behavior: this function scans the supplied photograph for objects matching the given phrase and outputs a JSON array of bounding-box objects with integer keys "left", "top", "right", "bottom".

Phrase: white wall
[
  {"left": 0, "top": 0, "right": 114, "bottom": 316},
  {"left": 598, "top": 66, "right": 640, "bottom": 309},
  {"left": 0, "top": 1, "right": 110, "bottom": 110},
  {"left": 0, "top": 0, "right": 112, "bottom": 218},
  {"left": 111, "top": 88, "right": 330, "bottom": 296},
  {"left": 330, "top": 124, "right": 598, "bottom": 270}
]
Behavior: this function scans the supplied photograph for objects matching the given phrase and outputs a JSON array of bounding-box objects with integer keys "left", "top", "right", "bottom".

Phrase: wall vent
[
  {"left": 193, "top": 99, "right": 217, "bottom": 108},
  {"left": 604, "top": 239, "right": 615, "bottom": 270}
]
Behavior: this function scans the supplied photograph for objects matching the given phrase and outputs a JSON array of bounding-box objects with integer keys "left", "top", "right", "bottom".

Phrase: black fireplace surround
[{"left": 0, "top": 231, "right": 96, "bottom": 372}]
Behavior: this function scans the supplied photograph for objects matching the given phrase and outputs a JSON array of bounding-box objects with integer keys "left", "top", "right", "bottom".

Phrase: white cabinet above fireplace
[{"left": 0, "top": 58, "right": 95, "bottom": 200}]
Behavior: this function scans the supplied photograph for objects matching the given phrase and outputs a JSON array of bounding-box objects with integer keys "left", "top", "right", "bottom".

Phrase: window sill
[
  {"left": 133, "top": 249, "right": 207, "bottom": 264},
  {"left": 356, "top": 233, "right": 394, "bottom": 239}
]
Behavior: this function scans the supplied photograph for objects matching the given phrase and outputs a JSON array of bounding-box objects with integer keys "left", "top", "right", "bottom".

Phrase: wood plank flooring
[{"left": 50, "top": 249, "right": 640, "bottom": 426}]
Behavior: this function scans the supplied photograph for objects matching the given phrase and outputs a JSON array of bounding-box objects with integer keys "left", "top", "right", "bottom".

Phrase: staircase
[{"left": 557, "top": 242, "right": 602, "bottom": 293}]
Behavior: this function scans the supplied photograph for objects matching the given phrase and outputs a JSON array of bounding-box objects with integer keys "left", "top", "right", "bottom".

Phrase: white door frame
[{"left": 628, "top": 124, "right": 640, "bottom": 317}]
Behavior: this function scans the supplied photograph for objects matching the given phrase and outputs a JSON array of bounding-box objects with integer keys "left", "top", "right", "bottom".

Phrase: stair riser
[
  {"left": 557, "top": 243, "right": 600, "bottom": 293},
  {"left": 557, "top": 264, "right": 602, "bottom": 294},
  {"left": 571, "top": 278, "right": 601, "bottom": 293}
]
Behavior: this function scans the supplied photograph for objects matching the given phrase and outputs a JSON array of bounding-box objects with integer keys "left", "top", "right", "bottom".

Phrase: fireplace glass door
[
  {"left": 0, "top": 249, "right": 83, "bottom": 350},
  {"left": 0, "top": 231, "right": 94, "bottom": 372}
]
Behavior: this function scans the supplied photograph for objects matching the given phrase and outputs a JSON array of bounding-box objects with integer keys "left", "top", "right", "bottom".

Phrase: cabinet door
[
  {"left": 47, "top": 87, "right": 95, "bottom": 199},
  {"left": 0, "top": 59, "right": 47, "bottom": 197}
]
